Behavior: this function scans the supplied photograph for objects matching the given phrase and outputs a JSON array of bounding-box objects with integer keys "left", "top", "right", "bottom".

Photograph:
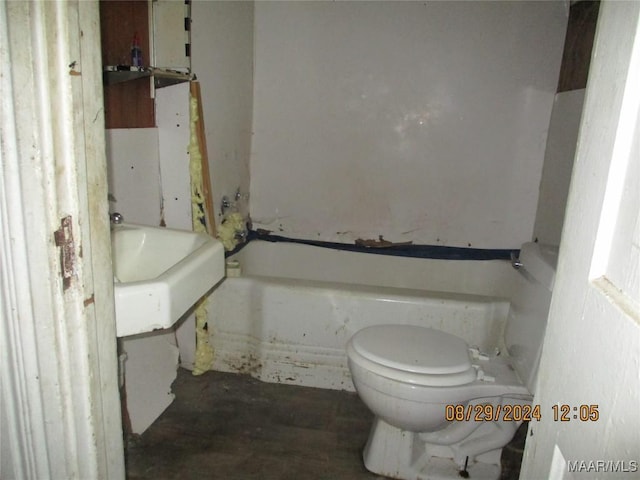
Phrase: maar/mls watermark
[{"left": 568, "top": 460, "right": 638, "bottom": 474}]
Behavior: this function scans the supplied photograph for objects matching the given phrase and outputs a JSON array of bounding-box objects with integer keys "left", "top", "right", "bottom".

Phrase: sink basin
[{"left": 111, "top": 224, "right": 225, "bottom": 337}]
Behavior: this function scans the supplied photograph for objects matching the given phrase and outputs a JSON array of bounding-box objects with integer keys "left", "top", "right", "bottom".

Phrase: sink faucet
[{"left": 110, "top": 212, "right": 124, "bottom": 225}]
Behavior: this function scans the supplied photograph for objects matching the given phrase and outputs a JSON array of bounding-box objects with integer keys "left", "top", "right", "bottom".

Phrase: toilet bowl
[{"left": 346, "top": 242, "right": 558, "bottom": 480}]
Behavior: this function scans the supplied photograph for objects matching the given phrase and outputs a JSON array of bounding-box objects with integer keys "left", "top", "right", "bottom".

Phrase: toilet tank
[{"left": 504, "top": 242, "right": 559, "bottom": 393}]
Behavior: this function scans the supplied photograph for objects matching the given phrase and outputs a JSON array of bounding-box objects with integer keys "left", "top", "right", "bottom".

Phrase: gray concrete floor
[{"left": 125, "top": 369, "right": 525, "bottom": 479}]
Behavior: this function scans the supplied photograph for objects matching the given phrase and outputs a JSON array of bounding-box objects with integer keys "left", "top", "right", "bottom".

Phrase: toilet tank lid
[{"left": 349, "top": 325, "right": 472, "bottom": 375}]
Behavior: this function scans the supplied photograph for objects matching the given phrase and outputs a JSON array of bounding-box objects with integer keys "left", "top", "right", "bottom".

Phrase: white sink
[{"left": 111, "top": 224, "right": 225, "bottom": 337}]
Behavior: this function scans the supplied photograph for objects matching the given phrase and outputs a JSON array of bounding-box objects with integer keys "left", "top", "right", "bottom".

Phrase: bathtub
[{"left": 205, "top": 240, "right": 518, "bottom": 391}]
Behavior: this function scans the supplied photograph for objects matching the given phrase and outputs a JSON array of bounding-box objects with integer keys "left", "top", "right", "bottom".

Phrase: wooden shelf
[{"left": 104, "top": 66, "right": 193, "bottom": 89}]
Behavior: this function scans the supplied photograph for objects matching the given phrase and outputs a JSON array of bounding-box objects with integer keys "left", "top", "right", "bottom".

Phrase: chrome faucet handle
[
  {"left": 110, "top": 212, "right": 124, "bottom": 225},
  {"left": 221, "top": 195, "right": 233, "bottom": 214},
  {"left": 510, "top": 251, "right": 523, "bottom": 270},
  {"left": 221, "top": 189, "right": 246, "bottom": 214}
]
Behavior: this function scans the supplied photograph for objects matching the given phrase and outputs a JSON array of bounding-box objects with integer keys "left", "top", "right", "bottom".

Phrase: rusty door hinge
[{"left": 54, "top": 216, "right": 76, "bottom": 290}]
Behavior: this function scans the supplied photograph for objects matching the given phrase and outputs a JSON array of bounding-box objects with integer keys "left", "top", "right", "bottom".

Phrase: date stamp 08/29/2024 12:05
[
  {"left": 446, "top": 403, "right": 638, "bottom": 474},
  {"left": 444, "top": 403, "right": 600, "bottom": 423}
]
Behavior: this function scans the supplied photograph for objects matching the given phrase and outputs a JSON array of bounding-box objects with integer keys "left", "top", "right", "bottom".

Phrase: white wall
[
  {"left": 106, "top": 129, "right": 161, "bottom": 226},
  {"left": 250, "top": 2, "right": 567, "bottom": 249},
  {"left": 191, "top": 1, "right": 254, "bottom": 227},
  {"left": 157, "top": 83, "right": 192, "bottom": 230},
  {"left": 533, "top": 89, "right": 585, "bottom": 246},
  {"left": 106, "top": 85, "right": 191, "bottom": 229}
]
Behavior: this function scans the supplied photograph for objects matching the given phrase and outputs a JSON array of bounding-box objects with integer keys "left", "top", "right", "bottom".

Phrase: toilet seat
[{"left": 348, "top": 325, "right": 478, "bottom": 387}]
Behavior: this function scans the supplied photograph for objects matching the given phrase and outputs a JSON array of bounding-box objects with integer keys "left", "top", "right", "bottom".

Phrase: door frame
[{"left": 1, "top": 1, "right": 124, "bottom": 478}]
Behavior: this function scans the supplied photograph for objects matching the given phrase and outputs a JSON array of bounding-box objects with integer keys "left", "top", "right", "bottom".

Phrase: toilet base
[{"left": 362, "top": 418, "right": 502, "bottom": 480}]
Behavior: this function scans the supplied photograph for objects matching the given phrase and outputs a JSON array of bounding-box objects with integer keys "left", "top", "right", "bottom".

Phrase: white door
[{"left": 521, "top": 1, "right": 640, "bottom": 477}]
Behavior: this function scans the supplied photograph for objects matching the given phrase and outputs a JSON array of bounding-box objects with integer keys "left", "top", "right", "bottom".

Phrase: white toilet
[{"left": 346, "top": 242, "right": 558, "bottom": 480}]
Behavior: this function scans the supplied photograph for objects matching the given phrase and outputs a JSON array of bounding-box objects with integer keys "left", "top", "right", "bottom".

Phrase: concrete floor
[{"left": 125, "top": 369, "right": 525, "bottom": 480}]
